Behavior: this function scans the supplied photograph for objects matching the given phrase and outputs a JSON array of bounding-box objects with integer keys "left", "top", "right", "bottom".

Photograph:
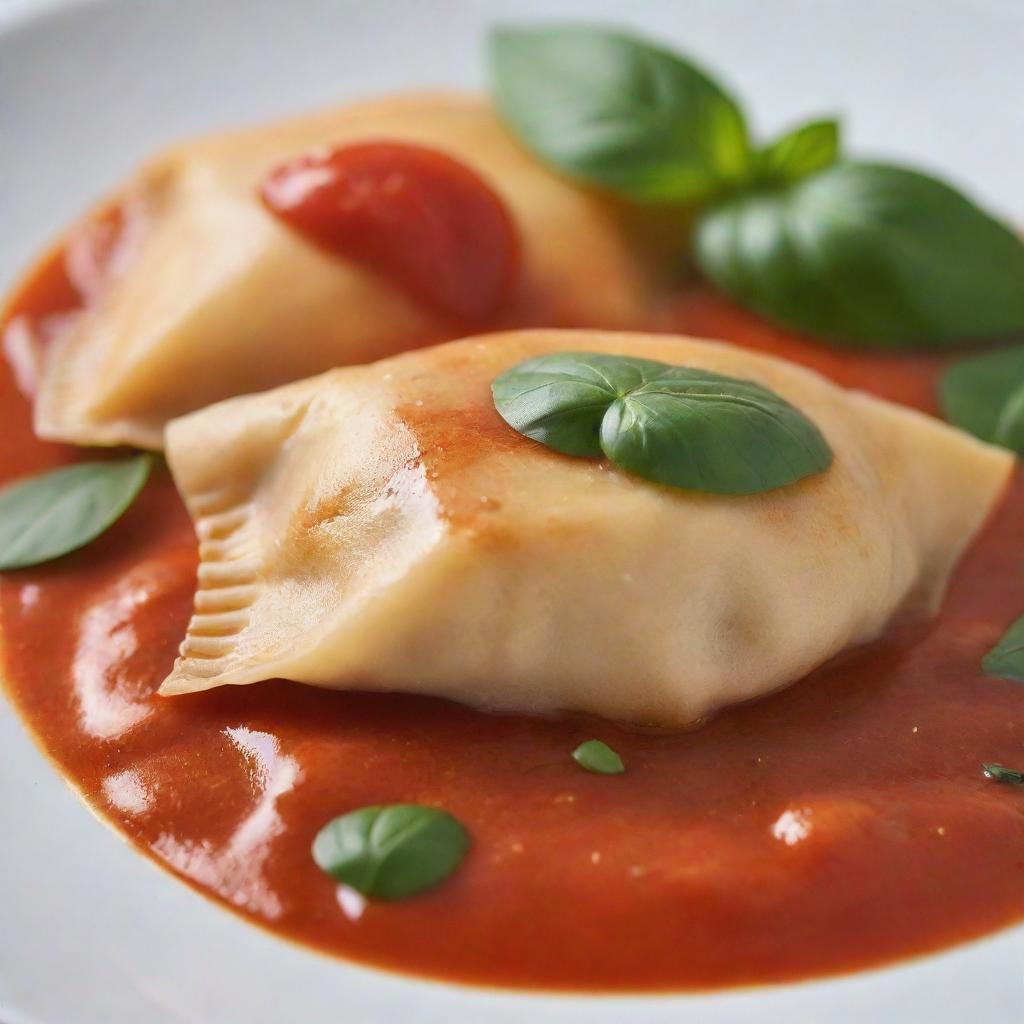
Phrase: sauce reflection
[
  {"left": 102, "top": 769, "right": 154, "bottom": 816},
  {"left": 151, "top": 727, "right": 301, "bottom": 920},
  {"left": 72, "top": 567, "right": 163, "bottom": 739}
]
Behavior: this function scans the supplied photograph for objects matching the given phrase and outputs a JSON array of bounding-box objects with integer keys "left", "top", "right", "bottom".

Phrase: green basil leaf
[
  {"left": 983, "top": 763, "right": 1024, "bottom": 786},
  {"left": 0, "top": 455, "right": 152, "bottom": 571},
  {"left": 572, "top": 739, "right": 625, "bottom": 775},
  {"left": 490, "top": 25, "right": 751, "bottom": 203},
  {"left": 312, "top": 804, "right": 470, "bottom": 900},
  {"left": 939, "top": 343, "right": 1024, "bottom": 453},
  {"left": 493, "top": 352, "right": 832, "bottom": 495},
  {"left": 757, "top": 118, "right": 839, "bottom": 183},
  {"left": 600, "top": 366, "right": 833, "bottom": 494},
  {"left": 695, "top": 162, "right": 1024, "bottom": 348},
  {"left": 982, "top": 615, "right": 1024, "bottom": 683},
  {"left": 490, "top": 351, "right": 667, "bottom": 456}
]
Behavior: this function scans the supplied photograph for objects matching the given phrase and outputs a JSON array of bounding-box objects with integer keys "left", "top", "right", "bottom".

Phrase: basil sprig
[
  {"left": 492, "top": 352, "right": 832, "bottom": 495},
  {"left": 573, "top": 740, "right": 625, "bottom": 775},
  {"left": 0, "top": 455, "right": 152, "bottom": 571},
  {"left": 939, "top": 343, "right": 1024, "bottom": 454},
  {"left": 489, "top": 25, "right": 1024, "bottom": 348},
  {"left": 491, "top": 26, "right": 750, "bottom": 203},
  {"left": 982, "top": 615, "right": 1024, "bottom": 683},
  {"left": 312, "top": 804, "right": 470, "bottom": 901}
]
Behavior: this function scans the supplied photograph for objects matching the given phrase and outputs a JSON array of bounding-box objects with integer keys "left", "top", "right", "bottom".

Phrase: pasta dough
[
  {"left": 160, "top": 330, "right": 1013, "bottom": 726},
  {"left": 31, "top": 96, "right": 658, "bottom": 449}
]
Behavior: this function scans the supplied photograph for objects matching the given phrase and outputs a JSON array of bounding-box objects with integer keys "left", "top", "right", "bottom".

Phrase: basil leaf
[
  {"left": 491, "top": 26, "right": 750, "bottom": 203},
  {"left": 312, "top": 804, "right": 470, "bottom": 900},
  {"left": 939, "top": 343, "right": 1024, "bottom": 454},
  {"left": 493, "top": 352, "right": 832, "bottom": 495},
  {"left": 983, "top": 764, "right": 1024, "bottom": 786},
  {"left": 757, "top": 118, "right": 839, "bottom": 183},
  {"left": 0, "top": 455, "right": 152, "bottom": 571},
  {"left": 490, "top": 351, "right": 666, "bottom": 456},
  {"left": 982, "top": 615, "right": 1024, "bottom": 683},
  {"left": 573, "top": 739, "right": 625, "bottom": 775},
  {"left": 695, "top": 162, "right": 1024, "bottom": 348},
  {"left": 600, "top": 366, "right": 833, "bottom": 494}
]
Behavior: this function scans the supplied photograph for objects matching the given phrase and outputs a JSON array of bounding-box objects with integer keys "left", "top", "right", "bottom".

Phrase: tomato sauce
[
  {"left": 1, "top": 247, "right": 1023, "bottom": 991},
  {"left": 261, "top": 142, "right": 521, "bottom": 323}
]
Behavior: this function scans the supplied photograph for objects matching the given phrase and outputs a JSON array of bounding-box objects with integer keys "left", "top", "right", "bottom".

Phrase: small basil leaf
[
  {"left": 757, "top": 118, "right": 840, "bottom": 183},
  {"left": 493, "top": 353, "right": 833, "bottom": 495},
  {"left": 573, "top": 739, "right": 625, "bottom": 775},
  {"left": 982, "top": 764, "right": 1024, "bottom": 786},
  {"left": 312, "top": 804, "right": 470, "bottom": 901},
  {"left": 0, "top": 455, "right": 152, "bottom": 571},
  {"left": 491, "top": 25, "right": 751, "bottom": 203},
  {"left": 939, "top": 344, "right": 1024, "bottom": 454},
  {"left": 490, "top": 351, "right": 665, "bottom": 456},
  {"left": 695, "top": 162, "right": 1024, "bottom": 348},
  {"left": 982, "top": 615, "right": 1024, "bottom": 683}
]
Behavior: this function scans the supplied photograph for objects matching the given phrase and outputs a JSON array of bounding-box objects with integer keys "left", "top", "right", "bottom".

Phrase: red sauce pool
[{"left": 1, "top": 250, "right": 1023, "bottom": 991}]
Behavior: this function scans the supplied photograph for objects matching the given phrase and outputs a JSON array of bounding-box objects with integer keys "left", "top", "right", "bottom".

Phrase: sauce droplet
[{"left": 260, "top": 141, "right": 521, "bottom": 323}]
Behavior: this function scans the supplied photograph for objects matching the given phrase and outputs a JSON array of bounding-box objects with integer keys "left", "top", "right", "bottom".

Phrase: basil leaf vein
[
  {"left": 940, "top": 343, "right": 1024, "bottom": 454},
  {"left": 982, "top": 615, "right": 1024, "bottom": 683},
  {"left": 312, "top": 804, "right": 470, "bottom": 901},
  {"left": 493, "top": 352, "right": 832, "bottom": 495},
  {"left": 695, "top": 162, "right": 1024, "bottom": 348},
  {"left": 491, "top": 25, "right": 751, "bottom": 203},
  {"left": 0, "top": 455, "right": 153, "bottom": 571},
  {"left": 573, "top": 740, "right": 625, "bottom": 775}
]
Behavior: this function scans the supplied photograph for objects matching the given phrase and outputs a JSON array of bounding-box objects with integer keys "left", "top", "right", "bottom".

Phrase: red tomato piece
[{"left": 260, "top": 141, "right": 521, "bottom": 323}]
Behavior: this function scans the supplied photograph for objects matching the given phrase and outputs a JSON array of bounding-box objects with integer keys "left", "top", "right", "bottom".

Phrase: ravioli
[
  {"left": 160, "top": 330, "right": 1012, "bottom": 726},
  {"left": 29, "top": 96, "right": 659, "bottom": 450}
]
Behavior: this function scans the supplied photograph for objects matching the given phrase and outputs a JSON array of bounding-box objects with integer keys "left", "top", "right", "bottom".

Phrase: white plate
[{"left": 1, "top": 1, "right": 1023, "bottom": 1021}]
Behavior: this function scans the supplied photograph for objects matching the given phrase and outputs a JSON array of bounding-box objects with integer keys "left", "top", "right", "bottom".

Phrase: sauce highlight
[{"left": 1, "top": 253, "right": 1023, "bottom": 991}]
